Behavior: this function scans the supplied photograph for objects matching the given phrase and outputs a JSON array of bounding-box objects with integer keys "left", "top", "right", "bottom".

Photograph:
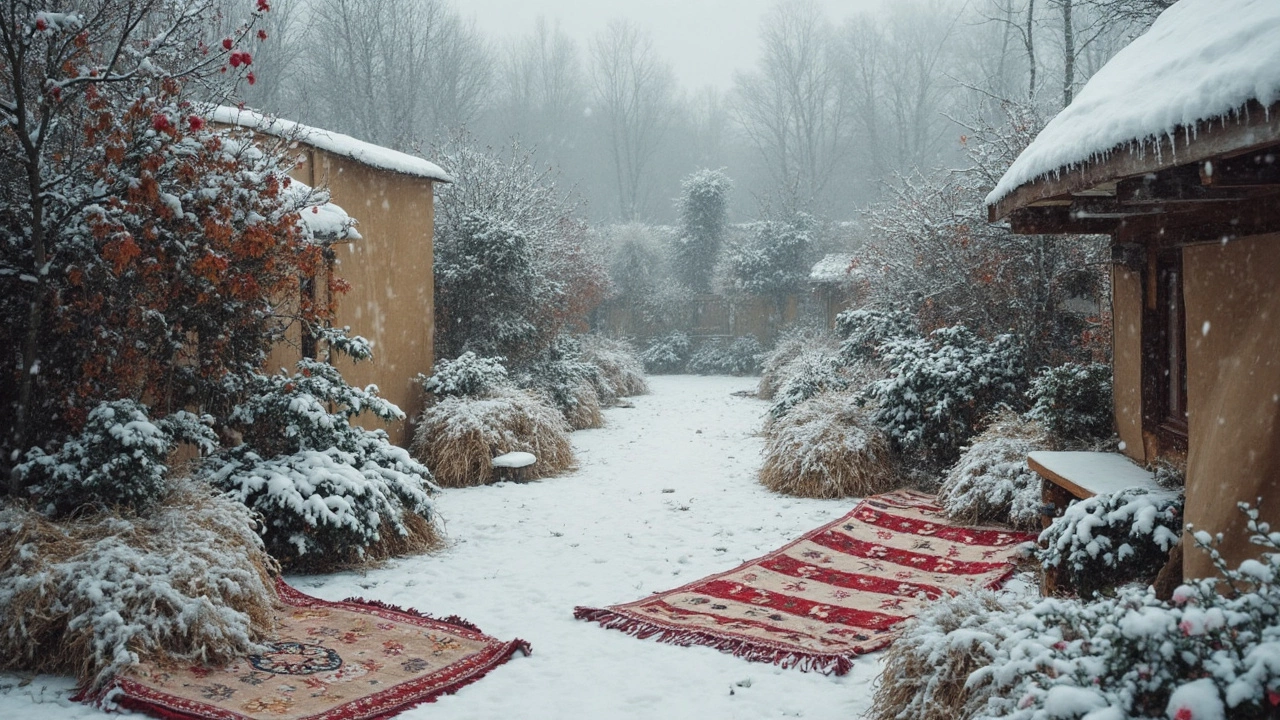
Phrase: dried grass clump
[
  {"left": 563, "top": 380, "right": 605, "bottom": 430},
  {"left": 411, "top": 388, "right": 576, "bottom": 487},
  {"left": 0, "top": 479, "right": 278, "bottom": 688},
  {"left": 869, "top": 590, "right": 1032, "bottom": 720},
  {"left": 579, "top": 335, "right": 649, "bottom": 401},
  {"left": 758, "top": 327, "right": 836, "bottom": 400},
  {"left": 938, "top": 411, "right": 1050, "bottom": 530},
  {"left": 759, "top": 391, "right": 898, "bottom": 499}
]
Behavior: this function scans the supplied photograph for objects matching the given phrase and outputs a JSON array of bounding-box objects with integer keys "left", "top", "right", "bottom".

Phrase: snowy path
[{"left": 0, "top": 375, "right": 883, "bottom": 719}]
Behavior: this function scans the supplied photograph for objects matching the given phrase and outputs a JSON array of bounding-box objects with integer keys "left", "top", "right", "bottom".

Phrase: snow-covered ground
[{"left": 0, "top": 375, "right": 881, "bottom": 719}]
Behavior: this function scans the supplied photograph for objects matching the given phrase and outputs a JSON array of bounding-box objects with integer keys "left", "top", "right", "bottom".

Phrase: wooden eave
[{"left": 990, "top": 100, "right": 1280, "bottom": 237}]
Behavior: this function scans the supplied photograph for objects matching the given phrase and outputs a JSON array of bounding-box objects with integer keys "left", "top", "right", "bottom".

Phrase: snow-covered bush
[
  {"left": 725, "top": 213, "right": 815, "bottom": 296},
  {"left": 769, "top": 347, "right": 854, "bottom": 420},
  {"left": 760, "top": 391, "right": 896, "bottom": 499},
  {"left": 939, "top": 412, "right": 1050, "bottom": 531},
  {"left": 835, "top": 308, "right": 919, "bottom": 362},
  {"left": 205, "top": 345, "right": 440, "bottom": 569},
  {"left": 579, "top": 335, "right": 648, "bottom": 402},
  {"left": 1038, "top": 487, "right": 1183, "bottom": 597},
  {"left": 688, "top": 336, "right": 764, "bottom": 376},
  {"left": 516, "top": 335, "right": 605, "bottom": 430},
  {"left": 411, "top": 388, "right": 576, "bottom": 487},
  {"left": 1026, "top": 363, "right": 1113, "bottom": 444},
  {"left": 866, "top": 325, "right": 1023, "bottom": 467},
  {"left": 420, "top": 352, "right": 511, "bottom": 398},
  {"left": 970, "top": 512, "right": 1280, "bottom": 720},
  {"left": 640, "top": 331, "right": 693, "bottom": 374},
  {"left": 757, "top": 326, "right": 835, "bottom": 400},
  {"left": 870, "top": 590, "right": 1036, "bottom": 720},
  {"left": 16, "top": 400, "right": 217, "bottom": 517},
  {"left": 0, "top": 479, "right": 277, "bottom": 687}
]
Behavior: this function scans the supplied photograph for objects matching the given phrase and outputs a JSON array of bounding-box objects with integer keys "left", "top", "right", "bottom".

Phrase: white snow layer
[
  {"left": 210, "top": 106, "right": 454, "bottom": 183},
  {"left": 987, "top": 0, "right": 1280, "bottom": 207},
  {"left": 0, "top": 376, "right": 885, "bottom": 719},
  {"left": 809, "top": 253, "right": 860, "bottom": 283}
]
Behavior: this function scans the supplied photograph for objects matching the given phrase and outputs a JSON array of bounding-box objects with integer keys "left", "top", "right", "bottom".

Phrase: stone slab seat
[
  {"left": 491, "top": 451, "right": 537, "bottom": 482},
  {"left": 1029, "top": 450, "right": 1168, "bottom": 596}
]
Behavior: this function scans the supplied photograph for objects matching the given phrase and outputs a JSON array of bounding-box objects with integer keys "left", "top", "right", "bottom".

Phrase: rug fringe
[
  {"left": 342, "top": 595, "right": 485, "bottom": 633},
  {"left": 573, "top": 606, "right": 862, "bottom": 676}
]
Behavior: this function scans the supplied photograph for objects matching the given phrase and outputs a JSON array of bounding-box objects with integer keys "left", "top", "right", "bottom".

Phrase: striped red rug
[{"left": 574, "top": 490, "right": 1034, "bottom": 675}]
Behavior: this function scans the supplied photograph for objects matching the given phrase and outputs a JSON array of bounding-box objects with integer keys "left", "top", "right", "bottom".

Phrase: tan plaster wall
[
  {"left": 1112, "top": 266, "right": 1146, "bottom": 465},
  {"left": 1183, "top": 233, "right": 1280, "bottom": 580}
]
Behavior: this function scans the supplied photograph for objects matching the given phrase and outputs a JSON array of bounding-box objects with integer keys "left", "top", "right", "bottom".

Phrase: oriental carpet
[
  {"left": 86, "top": 581, "right": 530, "bottom": 720},
  {"left": 575, "top": 490, "right": 1034, "bottom": 675}
]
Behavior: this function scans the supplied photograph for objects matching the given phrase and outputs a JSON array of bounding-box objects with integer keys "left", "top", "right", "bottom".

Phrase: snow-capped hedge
[
  {"left": 865, "top": 325, "right": 1022, "bottom": 466},
  {"left": 939, "top": 412, "right": 1049, "bottom": 531},
  {"left": 1038, "top": 487, "right": 1183, "bottom": 597},
  {"left": 420, "top": 351, "right": 511, "bottom": 398},
  {"left": 760, "top": 391, "right": 895, "bottom": 499},
  {"left": 579, "top": 334, "right": 648, "bottom": 402},
  {"left": 688, "top": 336, "right": 764, "bottom": 376},
  {"left": 640, "top": 331, "right": 692, "bottom": 374},
  {"left": 412, "top": 388, "right": 575, "bottom": 487},
  {"left": 757, "top": 326, "right": 835, "bottom": 400},
  {"left": 768, "top": 346, "right": 852, "bottom": 420},
  {"left": 1026, "top": 362, "right": 1113, "bottom": 444},
  {"left": 205, "top": 356, "right": 440, "bottom": 569},
  {"left": 0, "top": 479, "right": 277, "bottom": 687},
  {"left": 835, "top": 307, "right": 919, "bottom": 362}
]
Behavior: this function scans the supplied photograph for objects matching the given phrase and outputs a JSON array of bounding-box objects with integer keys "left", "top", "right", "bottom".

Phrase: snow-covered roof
[
  {"left": 809, "top": 254, "right": 859, "bottom": 284},
  {"left": 210, "top": 106, "right": 454, "bottom": 183},
  {"left": 987, "top": 0, "right": 1280, "bottom": 209}
]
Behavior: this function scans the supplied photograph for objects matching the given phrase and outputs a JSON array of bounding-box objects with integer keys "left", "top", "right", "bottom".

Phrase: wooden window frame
[{"left": 1142, "top": 247, "right": 1189, "bottom": 456}]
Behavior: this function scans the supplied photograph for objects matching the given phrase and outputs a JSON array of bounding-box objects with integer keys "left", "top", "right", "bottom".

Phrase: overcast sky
[{"left": 462, "top": 0, "right": 884, "bottom": 91}]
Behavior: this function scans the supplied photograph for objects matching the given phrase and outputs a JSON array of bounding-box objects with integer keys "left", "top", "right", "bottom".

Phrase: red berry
[
  {"left": 35, "top": 18, "right": 47, "bottom": 31},
  {"left": 1174, "top": 708, "right": 1193, "bottom": 720},
  {"left": 257, "top": 0, "right": 270, "bottom": 11},
  {"left": 222, "top": 37, "right": 233, "bottom": 51},
  {"left": 257, "top": 29, "right": 268, "bottom": 41},
  {"left": 239, "top": 52, "right": 252, "bottom": 66},
  {"left": 246, "top": 72, "right": 256, "bottom": 85},
  {"left": 229, "top": 53, "right": 242, "bottom": 68},
  {"left": 188, "top": 115, "right": 204, "bottom": 130},
  {"left": 152, "top": 114, "right": 171, "bottom": 131}
]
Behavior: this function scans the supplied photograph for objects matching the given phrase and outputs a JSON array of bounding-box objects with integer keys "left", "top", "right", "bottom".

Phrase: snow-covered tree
[
  {"left": 726, "top": 211, "right": 816, "bottom": 298},
  {"left": 672, "top": 168, "right": 732, "bottom": 293},
  {"left": 0, "top": 0, "right": 332, "bottom": 492}
]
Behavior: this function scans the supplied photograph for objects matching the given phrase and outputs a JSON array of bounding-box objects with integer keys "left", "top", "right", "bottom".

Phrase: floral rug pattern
[
  {"left": 95, "top": 581, "right": 530, "bottom": 720},
  {"left": 575, "top": 490, "right": 1034, "bottom": 675}
]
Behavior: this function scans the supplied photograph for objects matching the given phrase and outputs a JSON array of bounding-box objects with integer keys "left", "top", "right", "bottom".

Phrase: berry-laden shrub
[
  {"left": 969, "top": 510, "right": 1280, "bottom": 720},
  {"left": 835, "top": 308, "right": 919, "bottom": 362},
  {"left": 1026, "top": 362, "right": 1113, "bottom": 444},
  {"left": 1038, "top": 487, "right": 1183, "bottom": 597},
  {"left": 640, "top": 331, "right": 692, "bottom": 374},
  {"left": 205, "top": 339, "right": 439, "bottom": 569},
  {"left": 865, "top": 325, "right": 1022, "bottom": 467},
  {"left": 688, "top": 336, "right": 764, "bottom": 376},
  {"left": 17, "top": 400, "right": 217, "bottom": 517},
  {"left": 420, "top": 352, "right": 511, "bottom": 398},
  {"left": 938, "top": 411, "right": 1049, "bottom": 531}
]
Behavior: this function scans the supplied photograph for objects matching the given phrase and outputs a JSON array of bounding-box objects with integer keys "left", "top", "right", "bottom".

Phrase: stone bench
[{"left": 1028, "top": 451, "right": 1163, "bottom": 530}]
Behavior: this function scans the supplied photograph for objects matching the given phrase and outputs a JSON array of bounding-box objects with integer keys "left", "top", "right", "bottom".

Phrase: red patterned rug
[
  {"left": 575, "top": 490, "right": 1034, "bottom": 675},
  {"left": 84, "top": 581, "right": 530, "bottom": 720}
]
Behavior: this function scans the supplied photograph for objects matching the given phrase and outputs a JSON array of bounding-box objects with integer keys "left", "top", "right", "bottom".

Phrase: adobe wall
[
  {"left": 1182, "top": 232, "right": 1280, "bottom": 580},
  {"left": 307, "top": 149, "right": 435, "bottom": 447}
]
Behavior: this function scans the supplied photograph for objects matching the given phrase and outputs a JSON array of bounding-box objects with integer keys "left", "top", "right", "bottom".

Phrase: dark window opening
[{"left": 1155, "top": 250, "right": 1188, "bottom": 437}]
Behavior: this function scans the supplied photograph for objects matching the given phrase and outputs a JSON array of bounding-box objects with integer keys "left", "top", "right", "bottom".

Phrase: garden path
[{"left": 0, "top": 375, "right": 883, "bottom": 719}]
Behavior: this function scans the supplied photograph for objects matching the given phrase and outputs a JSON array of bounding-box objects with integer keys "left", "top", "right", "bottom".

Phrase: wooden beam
[
  {"left": 1123, "top": 193, "right": 1280, "bottom": 245},
  {"left": 1008, "top": 206, "right": 1125, "bottom": 235},
  {"left": 1116, "top": 163, "right": 1261, "bottom": 204},
  {"left": 990, "top": 100, "right": 1280, "bottom": 222},
  {"left": 1200, "top": 150, "right": 1280, "bottom": 187}
]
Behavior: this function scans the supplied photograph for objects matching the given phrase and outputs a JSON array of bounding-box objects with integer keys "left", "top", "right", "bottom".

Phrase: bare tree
[
  {"left": 589, "top": 19, "right": 675, "bottom": 221},
  {"left": 495, "top": 17, "right": 585, "bottom": 152},
  {"left": 733, "top": 0, "right": 850, "bottom": 208}
]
